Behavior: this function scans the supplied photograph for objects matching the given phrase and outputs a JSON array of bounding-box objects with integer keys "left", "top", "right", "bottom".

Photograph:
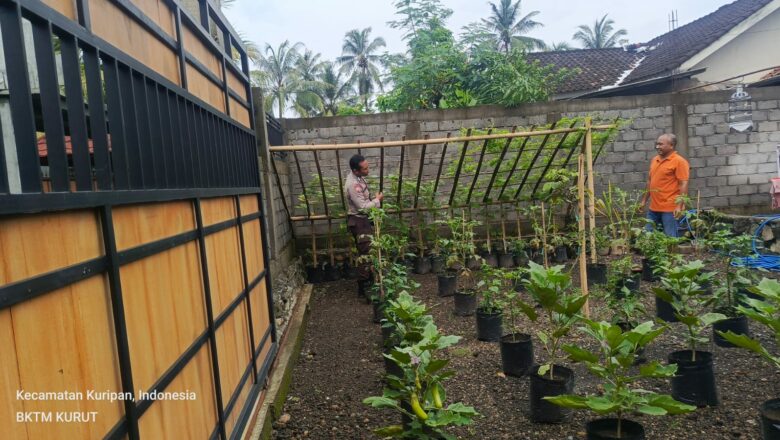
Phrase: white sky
[{"left": 222, "top": 0, "right": 734, "bottom": 66}]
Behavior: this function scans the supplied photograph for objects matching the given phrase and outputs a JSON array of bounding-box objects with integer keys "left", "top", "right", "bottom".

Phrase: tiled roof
[
  {"left": 528, "top": 0, "right": 774, "bottom": 95},
  {"left": 623, "top": 0, "right": 773, "bottom": 83},
  {"left": 527, "top": 49, "right": 643, "bottom": 94}
]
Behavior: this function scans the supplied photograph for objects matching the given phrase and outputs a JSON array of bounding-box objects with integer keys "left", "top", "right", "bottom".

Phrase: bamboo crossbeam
[
  {"left": 432, "top": 133, "right": 451, "bottom": 195},
  {"left": 497, "top": 125, "right": 536, "bottom": 200},
  {"left": 413, "top": 135, "right": 428, "bottom": 209},
  {"left": 531, "top": 121, "right": 578, "bottom": 197},
  {"left": 466, "top": 129, "right": 492, "bottom": 205},
  {"left": 269, "top": 125, "right": 616, "bottom": 152},
  {"left": 483, "top": 127, "right": 516, "bottom": 203},
  {"left": 448, "top": 129, "right": 473, "bottom": 206}
]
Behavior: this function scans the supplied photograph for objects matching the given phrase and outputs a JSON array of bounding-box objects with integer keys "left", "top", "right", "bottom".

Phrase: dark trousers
[
  {"left": 347, "top": 215, "right": 373, "bottom": 282},
  {"left": 646, "top": 210, "right": 679, "bottom": 237}
]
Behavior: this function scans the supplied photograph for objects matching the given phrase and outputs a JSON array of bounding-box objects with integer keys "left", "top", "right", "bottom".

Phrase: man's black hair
[{"left": 349, "top": 154, "right": 366, "bottom": 171}]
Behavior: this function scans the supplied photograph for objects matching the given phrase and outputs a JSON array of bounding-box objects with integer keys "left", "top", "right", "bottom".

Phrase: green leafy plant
[
  {"left": 503, "top": 268, "right": 536, "bottom": 342},
  {"left": 476, "top": 265, "right": 512, "bottom": 313},
  {"left": 522, "top": 262, "right": 587, "bottom": 378},
  {"left": 607, "top": 286, "right": 647, "bottom": 330},
  {"left": 633, "top": 229, "right": 681, "bottom": 272},
  {"left": 365, "top": 291, "right": 478, "bottom": 439},
  {"left": 595, "top": 182, "right": 642, "bottom": 254},
  {"left": 606, "top": 256, "right": 634, "bottom": 295},
  {"left": 545, "top": 321, "right": 695, "bottom": 437},
  {"left": 719, "top": 278, "right": 780, "bottom": 369},
  {"left": 704, "top": 229, "right": 754, "bottom": 315},
  {"left": 437, "top": 211, "right": 481, "bottom": 286},
  {"left": 653, "top": 260, "right": 724, "bottom": 361}
]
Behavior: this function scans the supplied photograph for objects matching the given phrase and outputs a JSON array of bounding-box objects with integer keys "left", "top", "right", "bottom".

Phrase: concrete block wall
[{"left": 278, "top": 86, "right": 780, "bottom": 241}]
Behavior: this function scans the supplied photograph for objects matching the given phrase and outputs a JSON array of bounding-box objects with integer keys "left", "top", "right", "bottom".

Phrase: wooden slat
[
  {"left": 112, "top": 201, "right": 195, "bottom": 251},
  {"left": 0, "top": 211, "right": 102, "bottom": 285},
  {"left": 88, "top": 0, "right": 180, "bottom": 84},
  {"left": 138, "top": 345, "right": 218, "bottom": 439},
  {"left": 226, "top": 68, "right": 247, "bottom": 101},
  {"left": 182, "top": 25, "right": 223, "bottom": 82},
  {"left": 205, "top": 227, "right": 244, "bottom": 316},
  {"left": 119, "top": 242, "right": 206, "bottom": 391},
  {"left": 249, "top": 282, "right": 271, "bottom": 354},
  {"left": 239, "top": 195, "right": 259, "bottom": 215},
  {"left": 201, "top": 196, "right": 237, "bottom": 227},
  {"left": 42, "top": 0, "right": 76, "bottom": 20},
  {"left": 214, "top": 303, "right": 252, "bottom": 416},
  {"left": 242, "top": 218, "right": 265, "bottom": 280},
  {"left": 10, "top": 277, "right": 124, "bottom": 439},
  {"left": 0, "top": 309, "right": 26, "bottom": 440},
  {"left": 133, "top": 0, "right": 175, "bottom": 37},
  {"left": 229, "top": 97, "right": 250, "bottom": 128},
  {"left": 186, "top": 65, "right": 226, "bottom": 113}
]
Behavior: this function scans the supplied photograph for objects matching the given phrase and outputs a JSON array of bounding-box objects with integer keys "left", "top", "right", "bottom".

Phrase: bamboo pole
[
  {"left": 541, "top": 202, "right": 548, "bottom": 268},
  {"left": 584, "top": 118, "right": 597, "bottom": 264},
  {"left": 501, "top": 203, "right": 507, "bottom": 253},
  {"left": 270, "top": 125, "right": 616, "bottom": 152},
  {"left": 578, "top": 154, "right": 590, "bottom": 317}
]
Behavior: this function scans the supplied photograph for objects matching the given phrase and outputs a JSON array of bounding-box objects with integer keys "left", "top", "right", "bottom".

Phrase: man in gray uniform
[{"left": 345, "top": 154, "right": 383, "bottom": 297}]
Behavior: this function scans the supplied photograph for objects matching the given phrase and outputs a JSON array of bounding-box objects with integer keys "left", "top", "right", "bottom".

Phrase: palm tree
[
  {"left": 337, "top": 27, "right": 386, "bottom": 110},
  {"left": 482, "top": 0, "right": 545, "bottom": 54},
  {"left": 293, "top": 50, "right": 326, "bottom": 117},
  {"left": 318, "top": 62, "right": 355, "bottom": 116},
  {"left": 546, "top": 41, "right": 573, "bottom": 51},
  {"left": 255, "top": 40, "right": 302, "bottom": 118},
  {"left": 573, "top": 14, "right": 628, "bottom": 49}
]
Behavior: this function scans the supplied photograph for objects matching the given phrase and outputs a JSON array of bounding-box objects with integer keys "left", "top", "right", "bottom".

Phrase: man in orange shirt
[{"left": 638, "top": 134, "right": 690, "bottom": 237}]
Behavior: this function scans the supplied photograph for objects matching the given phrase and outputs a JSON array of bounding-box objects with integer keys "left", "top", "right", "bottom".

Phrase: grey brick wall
[{"left": 276, "top": 86, "right": 780, "bottom": 239}]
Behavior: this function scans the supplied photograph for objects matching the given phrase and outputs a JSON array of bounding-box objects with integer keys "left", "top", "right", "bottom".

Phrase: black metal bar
[
  {"left": 269, "top": 154, "right": 292, "bottom": 228},
  {"left": 104, "top": 420, "right": 129, "bottom": 440},
  {"left": 228, "top": 89, "right": 250, "bottom": 110},
  {"left": 313, "top": 151, "right": 330, "bottom": 218},
  {"left": 483, "top": 128, "right": 516, "bottom": 203},
  {"left": 179, "top": 97, "right": 196, "bottom": 187},
  {"left": 118, "top": 230, "right": 199, "bottom": 265},
  {"left": 101, "top": 57, "right": 129, "bottom": 189},
  {"left": 448, "top": 129, "right": 473, "bottom": 207},
  {"left": 498, "top": 125, "right": 537, "bottom": 201},
  {"left": 185, "top": 52, "right": 224, "bottom": 89},
  {"left": 166, "top": 90, "right": 184, "bottom": 188},
  {"left": 514, "top": 123, "right": 562, "bottom": 200},
  {"left": 99, "top": 206, "right": 140, "bottom": 440},
  {"left": 413, "top": 135, "right": 428, "bottom": 209},
  {"left": 0, "top": 257, "right": 107, "bottom": 310},
  {"left": 223, "top": 358, "right": 254, "bottom": 421},
  {"left": 59, "top": 34, "right": 92, "bottom": 191},
  {"left": 231, "top": 196, "right": 257, "bottom": 384},
  {"left": 0, "top": 115, "right": 7, "bottom": 194},
  {"left": 31, "top": 18, "right": 69, "bottom": 192},
  {"left": 229, "top": 384, "right": 261, "bottom": 440},
  {"left": 222, "top": 58, "right": 231, "bottom": 118},
  {"left": 145, "top": 79, "right": 165, "bottom": 188},
  {"left": 0, "top": 2, "right": 41, "bottom": 193},
  {"left": 75, "top": 0, "right": 91, "bottom": 30},
  {"left": 0, "top": 187, "right": 261, "bottom": 215},
  {"left": 197, "top": 108, "right": 211, "bottom": 187},
  {"left": 207, "top": 113, "right": 220, "bottom": 187},
  {"left": 466, "top": 129, "right": 492, "bottom": 205},
  {"left": 119, "top": 67, "right": 143, "bottom": 189},
  {"left": 174, "top": 6, "right": 188, "bottom": 89},
  {"left": 531, "top": 122, "right": 579, "bottom": 197},
  {"left": 157, "top": 86, "right": 175, "bottom": 188},
  {"left": 193, "top": 198, "right": 228, "bottom": 440},
  {"left": 432, "top": 133, "right": 450, "bottom": 195},
  {"left": 254, "top": 189, "right": 278, "bottom": 345}
]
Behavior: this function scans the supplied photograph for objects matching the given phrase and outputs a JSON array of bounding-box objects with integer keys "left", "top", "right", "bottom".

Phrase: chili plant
[
  {"left": 653, "top": 260, "right": 725, "bottom": 361},
  {"left": 705, "top": 229, "right": 754, "bottom": 315},
  {"left": 546, "top": 321, "right": 695, "bottom": 437},
  {"left": 476, "top": 266, "right": 511, "bottom": 313},
  {"left": 719, "top": 278, "right": 780, "bottom": 369},
  {"left": 522, "top": 262, "right": 587, "bottom": 378}
]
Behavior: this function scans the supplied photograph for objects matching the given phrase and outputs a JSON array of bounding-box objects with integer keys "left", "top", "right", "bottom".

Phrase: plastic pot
[
  {"left": 586, "top": 418, "right": 645, "bottom": 440},
  {"left": 514, "top": 252, "right": 529, "bottom": 267},
  {"left": 482, "top": 252, "right": 499, "bottom": 267},
  {"left": 322, "top": 263, "right": 342, "bottom": 281},
  {"left": 761, "top": 398, "right": 780, "bottom": 440},
  {"left": 623, "top": 272, "right": 642, "bottom": 294},
  {"left": 529, "top": 364, "right": 575, "bottom": 423},
  {"left": 475, "top": 308, "right": 503, "bottom": 342},
  {"left": 437, "top": 271, "right": 458, "bottom": 297},
  {"left": 413, "top": 256, "right": 432, "bottom": 274},
  {"left": 668, "top": 350, "right": 719, "bottom": 407},
  {"left": 430, "top": 255, "right": 446, "bottom": 273},
  {"left": 372, "top": 299, "right": 385, "bottom": 324},
  {"left": 586, "top": 263, "right": 607, "bottom": 287},
  {"left": 498, "top": 252, "right": 515, "bottom": 268},
  {"left": 454, "top": 290, "right": 477, "bottom": 316},
  {"left": 713, "top": 315, "right": 750, "bottom": 348},
  {"left": 305, "top": 265, "right": 323, "bottom": 284},
  {"left": 655, "top": 294, "right": 678, "bottom": 322},
  {"left": 641, "top": 258, "right": 658, "bottom": 282},
  {"left": 342, "top": 262, "right": 361, "bottom": 280},
  {"left": 500, "top": 333, "right": 534, "bottom": 377},
  {"left": 467, "top": 256, "right": 482, "bottom": 270},
  {"left": 552, "top": 245, "right": 568, "bottom": 263}
]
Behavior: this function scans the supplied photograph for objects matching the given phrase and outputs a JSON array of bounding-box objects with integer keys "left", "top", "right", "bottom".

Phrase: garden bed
[{"left": 272, "top": 257, "right": 780, "bottom": 439}]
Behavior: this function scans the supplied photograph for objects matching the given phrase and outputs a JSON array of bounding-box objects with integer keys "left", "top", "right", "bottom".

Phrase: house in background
[{"left": 529, "top": 0, "right": 780, "bottom": 99}]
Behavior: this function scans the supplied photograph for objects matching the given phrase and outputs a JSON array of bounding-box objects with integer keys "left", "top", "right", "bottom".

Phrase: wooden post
[
  {"left": 584, "top": 118, "right": 597, "bottom": 264},
  {"left": 540, "top": 202, "right": 548, "bottom": 268},
  {"left": 311, "top": 220, "right": 317, "bottom": 266},
  {"left": 501, "top": 203, "right": 507, "bottom": 253},
  {"left": 578, "top": 154, "right": 590, "bottom": 317}
]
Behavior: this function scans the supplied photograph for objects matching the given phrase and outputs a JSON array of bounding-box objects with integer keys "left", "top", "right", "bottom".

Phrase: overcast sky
[{"left": 222, "top": 0, "right": 734, "bottom": 66}]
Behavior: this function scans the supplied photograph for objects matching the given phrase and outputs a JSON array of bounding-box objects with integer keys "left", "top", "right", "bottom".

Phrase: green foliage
[
  {"left": 595, "top": 182, "right": 642, "bottom": 250},
  {"left": 436, "top": 211, "right": 481, "bottom": 278},
  {"left": 652, "top": 260, "right": 724, "bottom": 360},
  {"left": 546, "top": 321, "right": 694, "bottom": 434},
  {"left": 573, "top": 14, "right": 628, "bottom": 49},
  {"left": 605, "top": 256, "right": 633, "bottom": 294},
  {"left": 522, "top": 262, "right": 585, "bottom": 378},
  {"left": 633, "top": 229, "right": 681, "bottom": 268},
  {"left": 366, "top": 291, "right": 478, "bottom": 439},
  {"left": 476, "top": 266, "right": 515, "bottom": 313},
  {"left": 705, "top": 228, "right": 755, "bottom": 313},
  {"left": 719, "top": 278, "right": 780, "bottom": 370}
]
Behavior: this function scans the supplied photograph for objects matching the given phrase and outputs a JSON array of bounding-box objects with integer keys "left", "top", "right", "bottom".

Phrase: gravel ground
[{"left": 272, "top": 255, "right": 780, "bottom": 440}]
